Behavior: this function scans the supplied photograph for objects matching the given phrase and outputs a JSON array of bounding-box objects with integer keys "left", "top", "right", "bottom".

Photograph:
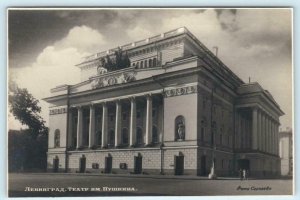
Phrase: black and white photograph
[{"left": 7, "top": 8, "right": 293, "bottom": 197}]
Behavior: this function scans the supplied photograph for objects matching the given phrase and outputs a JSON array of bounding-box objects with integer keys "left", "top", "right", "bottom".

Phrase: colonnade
[
  {"left": 251, "top": 107, "right": 279, "bottom": 155},
  {"left": 74, "top": 95, "right": 154, "bottom": 149}
]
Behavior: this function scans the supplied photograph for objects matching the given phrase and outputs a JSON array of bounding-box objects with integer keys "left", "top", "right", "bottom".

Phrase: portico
[{"left": 69, "top": 93, "right": 164, "bottom": 150}]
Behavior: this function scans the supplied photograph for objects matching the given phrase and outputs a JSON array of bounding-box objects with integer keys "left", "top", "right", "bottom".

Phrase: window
[
  {"left": 152, "top": 109, "right": 156, "bottom": 117},
  {"left": 122, "top": 113, "right": 127, "bottom": 121},
  {"left": 145, "top": 60, "right": 148, "bottom": 68},
  {"left": 54, "top": 129, "right": 60, "bottom": 148},
  {"left": 108, "top": 130, "right": 115, "bottom": 146},
  {"left": 153, "top": 58, "right": 157, "bottom": 66},
  {"left": 175, "top": 116, "right": 185, "bottom": 141},
  {"left": 149, "top": 59, "right": 153, "bottom": 67},
  {"left": 222, "top": 159, "right": 225, "bottom": 169},
  {"left": 137, "top": 111, "right": 141, "bottom": 119},
  {"left": 140, "top": 61, "right": 144, "bottom": 68},
  {"left": 110, "top": 115, "right": 114, "bottom": 122},
  {"left": 152, "top": 126, "right": 159, "bottom": 143},
  {"left": 136, "top": 127, "right": 143, "bottom": 145},
  {"left": 220, "top": 134, "right": 223, "bottom": 145},
  {"left": 122, "top": 128, "right": 129, "bottom": 145},
  {"left": 202, "top": 100, "right": 206, "bottom": 109},
  {"left": 201, "top": 127, "right": 205, "bottom": 141},
  {"left": 212, "top": 121, "right": 217, "bottom": 145},
  {"left": 136, "top": 62, "right": 139, "bottom": 68},
  {"left": 201, "top": 118, "right": 206, "bottom": 141},
  {"left": 97, "top": 130, "right": 102, "bottom": 146}
]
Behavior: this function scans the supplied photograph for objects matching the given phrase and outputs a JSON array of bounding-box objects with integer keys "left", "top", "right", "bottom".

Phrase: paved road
[{"left": 8, "top": 173, "right": 293, "bottom": 197}]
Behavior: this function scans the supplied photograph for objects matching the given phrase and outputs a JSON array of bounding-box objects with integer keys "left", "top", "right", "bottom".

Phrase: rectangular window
[
  {"left": 201, "top": 128, "right": 204, "bottom": 141},
  {"left": 110, "top": 115, "right": 114, "bottom": 121},
  {"left": 222, "top": 160, "right": 225, "bottom": 169},
  {"left": 152, "top": 109, "right": 156, "bottom": 117},
  {"left": 137, "top": 111, "right": 141, "bottom": 119},
  {"left": 122, "top": 113, "right": 127, "bottom": 121}
]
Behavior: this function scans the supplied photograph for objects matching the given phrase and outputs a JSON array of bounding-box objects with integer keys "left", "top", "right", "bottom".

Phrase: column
[
  {"left": 88, "top": 105, "right": 95, "bottom": 148},
  {"left": 115, "top": 100, "right": 122, "bottom": 147},
  {"left": 76, "top": 106, "right": 83, "bottom": 148},
  {"left": 101, "top": 103, "right": 108, "bottom": 147},
  {"left": 145, "top": 94, "right": 153, "bottom": 145},
  {"left": 275, "top": 122, "right": 279, "bottom": 156},
  {"left": 268, "top": 117, "right": 272, "bottom": 153},
  {"left": 265, "top": 116, "right": 269, "bottom": 153},
  {"left": 129, "top": 97, "right": 137, "bottom": 146},
  {"left": 261, "top": 113, "right": 266, "bottom": 152},
  {"left": 271, "top": 119, "right": 275, "bottom": 154},
  {"left": 252, "top": 107, "right": 258, "bottom": 150},
  {"left": 257, "top": 110, "right": 262, "bottom": 151},
  {"left": 267, "top": 116, "right": 270, "bottom": 153},
  {"left": 67, "top": 109, "right": 73, "bottom": 148}
]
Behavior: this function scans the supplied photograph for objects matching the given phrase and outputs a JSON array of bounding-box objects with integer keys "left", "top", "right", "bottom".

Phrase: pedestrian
[
  {"left": 239, "top": 168, "right": 243, "bottom": 180},
  {"left": 243, "top": 169, "right": 246, "bottom": 180}
]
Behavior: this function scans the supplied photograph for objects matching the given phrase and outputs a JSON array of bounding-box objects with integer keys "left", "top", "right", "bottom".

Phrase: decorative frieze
[
  {"left": 91, "top": 72, "right": 136, "bottom": 89},
  {"left": 164, "top": 85, "right": 198, "bottom": 98},
  {"left": 50, "top": 107, "right": 68, "bottom": 115}
]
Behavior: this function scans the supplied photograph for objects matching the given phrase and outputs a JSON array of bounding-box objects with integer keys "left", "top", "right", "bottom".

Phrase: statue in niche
[
  {"left": 177, "top": 122, "right": 185, "bottom": 140},
  {"left": 54, "top": 130, "right": 60, "bottom": 148}
]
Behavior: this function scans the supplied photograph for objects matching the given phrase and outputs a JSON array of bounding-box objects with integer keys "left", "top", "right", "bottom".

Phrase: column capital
[
  {"left": 252, "top": 106, "right": 259, "bottom": 111},
  {"left": 76, "top": 105, "right": 83, "bottom": 110},
  {"left": 115, "top": 99, "right": 121, "bottom": 104},
  {"left": 145, "top": 93, "right": 152, "bottom": 100},
  {"left": 129, "top": 96, "right": 136, "bottom": 102}
]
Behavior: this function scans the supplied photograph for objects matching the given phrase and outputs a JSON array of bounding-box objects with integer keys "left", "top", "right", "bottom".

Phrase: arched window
[
  {"left": 152, "top": 126, "right": 159, "bottom": 143},
  {"left": 136, "top": 127, "right": 143, "bottom": 145},
  {"left": 97, "top": 130, "right": 102, "bottom": 146},
  {"left": 108, "top": 130, "right": 115, "bottom": 146},
  {"left": 122, "top": 128, "right": 128, "bottom": 145},
  {"left": 153, "top": 58, "right": 157, "bottom": 66},
  {"left": 149, "top": 59, "right": 153, "bottom": 67},
  {"left": 175, "top": 116, "right": 185, "bottom": 141},
  {"left": 201, "top": 118, "right": 206, "bottom": 141},
  {"left": 212, "top": 121, "right": 217, "bottom": 145},
  {"left": 136, "top": 62, "right": 139, "bottom": 68},
  {"left": 144, "top": 60, "right": 148, "bottom": 68},
  {"left": 140, "top": 61, "right": 144, "bottom": 68},
  {"left": 54, "top": 129, "right": 60, "bottom": 148}
]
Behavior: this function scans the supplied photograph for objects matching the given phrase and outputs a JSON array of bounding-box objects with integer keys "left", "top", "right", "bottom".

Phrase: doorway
[
  {"left": 200, "top": 155, "right": 206, "bottom": 176},
  {"left": 237, "top": 159, "right": 250, "bottom": 170},
  {"left": 174, "top": 154, "right": 184, "bottom": 175},
  {"left": 134, "top": 154, "right": 143, "bottom": 174},
  {"left": 79, "top": 156, "right": 86, "bottom": 173},
  {"left": 53, "top": 157, "right": 59, "bottom": 173},
  {"left": 105, "top": 156, "right": 112, "bottom": 173}
]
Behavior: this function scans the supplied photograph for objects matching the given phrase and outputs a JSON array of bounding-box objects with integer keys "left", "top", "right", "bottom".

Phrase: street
[{"left": 8, "top": 173, "right": 293, "bottom": 197}]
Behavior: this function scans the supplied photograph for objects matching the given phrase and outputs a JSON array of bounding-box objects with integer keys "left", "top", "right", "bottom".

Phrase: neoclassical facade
[{"left": 44, "top": 27, "right": 284, "bottom": 177}]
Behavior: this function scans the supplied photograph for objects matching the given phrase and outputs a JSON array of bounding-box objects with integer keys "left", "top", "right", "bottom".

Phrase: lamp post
[{"left": 208, "top": 87, "right": 217, "bottom": 179}]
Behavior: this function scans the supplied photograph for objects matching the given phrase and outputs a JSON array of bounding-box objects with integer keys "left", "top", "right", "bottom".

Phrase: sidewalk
[{"left": 21, "top": 172, "right": 245, "bottom": 180}]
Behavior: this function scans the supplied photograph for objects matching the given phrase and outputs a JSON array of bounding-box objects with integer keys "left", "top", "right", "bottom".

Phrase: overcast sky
[{"left": 8, "top": 8, "right": 292, "bottom": 131}]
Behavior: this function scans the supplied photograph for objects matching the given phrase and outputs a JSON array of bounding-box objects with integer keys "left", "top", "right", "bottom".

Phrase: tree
[
  {"left": 8, "top": 82, "right": 48, "bottom": 171},
  {"left": 8, "top": 82, "right": 48, "bottom": 138}
]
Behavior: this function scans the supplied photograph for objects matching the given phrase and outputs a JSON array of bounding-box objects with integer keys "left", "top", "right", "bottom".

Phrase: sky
[{"left": 8, "top": 8, "right": 292, "bottom": 131}]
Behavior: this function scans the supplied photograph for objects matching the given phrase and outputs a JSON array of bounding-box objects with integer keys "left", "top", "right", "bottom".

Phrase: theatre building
[{"left": 44, "top": 27, "right": 284, "bottom": 177}]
